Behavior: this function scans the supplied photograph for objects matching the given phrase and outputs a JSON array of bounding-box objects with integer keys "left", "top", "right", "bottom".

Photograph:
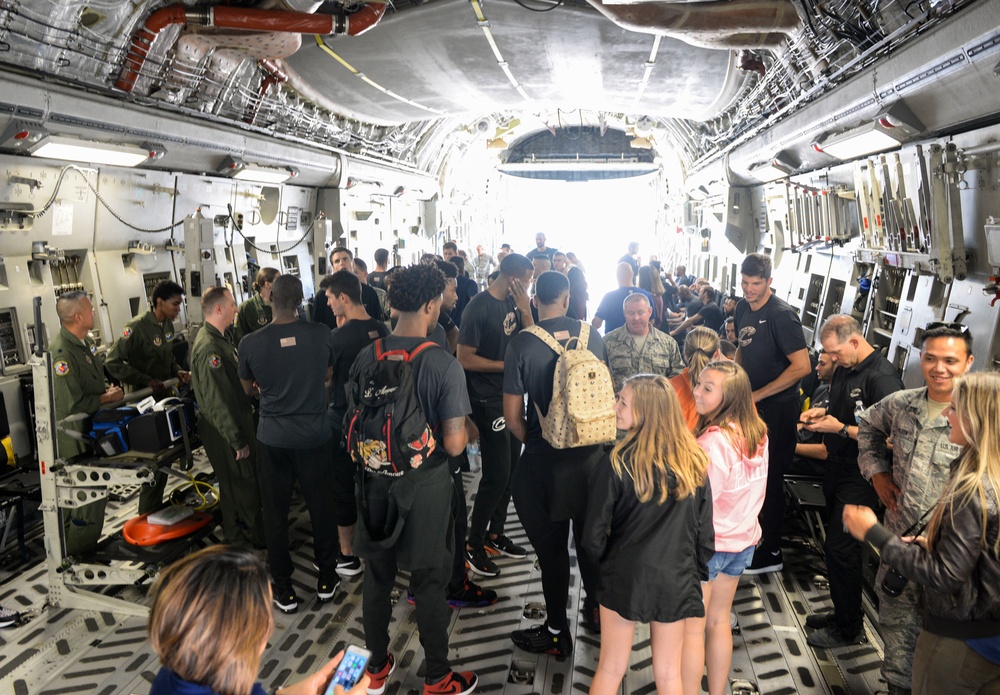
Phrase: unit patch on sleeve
[
  {"left": 54, "top": 360, "right": 70, "bottom": 376},
  {"left": 122, "top": 326, "right": 132, "bottom": 339},
  {"left": 209, "top": 354, "right": 222, "bottom": 369},
  {"left": 257, "top": 315, "right": 267, "bottom": 325}
]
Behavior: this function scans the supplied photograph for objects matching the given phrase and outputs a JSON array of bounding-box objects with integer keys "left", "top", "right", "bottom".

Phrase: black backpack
[{"left": 344, "top": 339, "right": 439, "bottom": 477}]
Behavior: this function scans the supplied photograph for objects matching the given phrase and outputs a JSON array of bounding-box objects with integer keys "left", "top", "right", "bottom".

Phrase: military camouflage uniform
[
  {"left": 50, "top": 326, "right": 109, "bottom": 555},
  {"left": 234, "top": 293, "right": 272, "bottom": 346},
  {"left": 603, "top": 325, "right": 684, "bottom": 392},
  {"left": 105, "top": 310, "right": 184, "bottom": 512},
  {"left": 472, "top": 253, "right": 497, "bottom": 288},
  {"left": 858, "top": 387, "right": 964, "bottom": 690},
  {"left": 190, "top": 323, "right": 265, "bottom": 547}
]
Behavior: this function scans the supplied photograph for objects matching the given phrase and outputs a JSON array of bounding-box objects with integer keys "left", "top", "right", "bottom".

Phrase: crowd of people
[{"left": 23, "top": 238, "right": 999, "bottom": 695}]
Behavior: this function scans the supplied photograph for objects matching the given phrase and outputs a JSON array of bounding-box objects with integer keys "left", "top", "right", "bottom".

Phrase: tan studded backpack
[{"left": 523, "top": 323, "right": 617, "bottom": 449}]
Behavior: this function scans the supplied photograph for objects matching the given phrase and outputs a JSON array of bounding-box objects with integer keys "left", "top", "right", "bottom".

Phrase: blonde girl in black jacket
[
  {"left": 584, "top": 374, "right": 714, "bottom": 695},
  {"left": 844, "top": 371, "right": 1000, "bottom": 695}
]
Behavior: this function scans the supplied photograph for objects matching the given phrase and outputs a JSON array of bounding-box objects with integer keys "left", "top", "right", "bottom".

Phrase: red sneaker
[
  {"left": 365, "top": 653, "right": 396, "bottom": 695},
  {"left": 423, "top": 670, "right": 478, "bottom": 695}
]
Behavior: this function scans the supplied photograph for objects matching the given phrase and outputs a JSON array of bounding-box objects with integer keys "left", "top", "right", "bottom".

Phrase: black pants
[
  {"left": 467, "top": 398, "right": 520, "bottom": 547},
  {"left": 756, "top": 397, "right": 800, "bottom": 556},
  {"left": 450, "top": 456, "right": 469, "bottom": 594},
  {"left": 330, "top": 433, "right": 359, "bottom": 527},
  {"left": 823, "top": 456, "right": 878, "bottom": 636},
  {"left": 257, "top": 439, "right": 339, "bottom": 588},
  {"left": 511, "top": 446, "right": 601, "bottom": 631},
  {"left": 358, "top": 466, "right": 454, "bottom": 681}
]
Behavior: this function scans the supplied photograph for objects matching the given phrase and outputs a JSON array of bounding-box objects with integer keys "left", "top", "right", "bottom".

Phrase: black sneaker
[
  {"left": 424, "top": 670, "right": 478, "bottom": 695},
  {"left": 486, "top": 534, "right": 528, "bottom": 558},
  {"left": 317, "top": 578, "right": 340, "bottom": 603},
  {"left": 465, "top": 546, "right": 500, "bottom": 577},
  {"left": 447, "top": 578, "right": 498, "bottom": 608},
  {"left": 743, "top": 549, "right": 783, "bottom": 575},
  {"left": 805, "top": 611, "right": 836, "bottom": 629},
  {"left": 806, "top": 625, "right": 867, "bottom": 649},
  {"left": 338, "top": 554, "right": 363, "bottom": 577},
  {"left": 511, "top": 624, "right": 572, "bottom": 657},
  {"left": 0, "top": 606, "right": 20, "bottom": 628},
  {"left": 273, "top": 585, "right": 299, "bottom": 614}
]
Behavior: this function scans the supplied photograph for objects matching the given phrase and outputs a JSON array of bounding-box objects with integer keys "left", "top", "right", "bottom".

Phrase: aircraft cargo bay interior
[{"left": 1, "top": 0, "right": 1000, "bottom": 693}]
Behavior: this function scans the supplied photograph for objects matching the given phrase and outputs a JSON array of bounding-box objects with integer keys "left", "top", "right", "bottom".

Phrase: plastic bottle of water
[
  {"left": 854, "top": 400, "right": 865, "bottom": 424},
  {"left": 467, "top": 441, "right": 482, "bottom": 473}
]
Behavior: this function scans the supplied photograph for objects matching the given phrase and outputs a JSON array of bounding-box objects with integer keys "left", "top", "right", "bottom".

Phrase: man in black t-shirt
[
  {"left": 734, "top": 253, "right": 811, "bottom": 574},
  {"left": 350, "top": 264, "right": 478, "bottom": 695},
  {"left": 618, "top": 241, "right": 639, "bottom": 281},
  {"left": 368, "top": 248, "right": 390, "bottom": 290},
  {"left": 321, "top": 270, "right": 390, "bottom": 579},
  {"left": 238, "top": 275, "right": 339, "bottom": 614},
  {"left": 312, "top": 247, "right": 385, "bottom": 327},
  {"left": 503, "top": 271, "right": 606, "bottom": 655},
  {"left": 525, "top": 232, "right": 558, "bottom": 264},
  {"left": 669, "top": 286, "right": 724, "bottom": 341},
  {"left": 800, "top": 316, "right": 903, "bottom": 648},
  {"left": 458, "top": 254, "right": 534, "bottom": 577}
]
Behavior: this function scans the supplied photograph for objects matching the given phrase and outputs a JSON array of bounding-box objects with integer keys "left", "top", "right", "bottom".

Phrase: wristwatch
[{"left": 838, "top": 423, "right": 850, "bottom": 438}]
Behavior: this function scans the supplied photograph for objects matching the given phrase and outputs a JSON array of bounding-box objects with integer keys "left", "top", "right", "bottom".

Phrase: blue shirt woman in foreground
[
  {"left": 148, "top": 545, "right": 370, "bottom": 695},
  {"left": 844, "top": 371, "right": 1000, "bottom": 695},
  {"left": 583, "top": 374, "right": 714, "bottom": 695}
]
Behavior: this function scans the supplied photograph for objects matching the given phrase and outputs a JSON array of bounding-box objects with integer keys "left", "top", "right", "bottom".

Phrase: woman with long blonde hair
[
  {"left": 669, "top": 326, "right": 721, "bottom": 431},
  {"left": 683, "top": 361, "right": 769, "bottom": 695},
  {"left": 148, "top": 545, "right": 369, "bottom": 695},
  {"left": 583, "top": 374, "right": 714, "bottom": 695},
  {"left": 844, "top": 372, "right": 1000, "bottom": 694}
]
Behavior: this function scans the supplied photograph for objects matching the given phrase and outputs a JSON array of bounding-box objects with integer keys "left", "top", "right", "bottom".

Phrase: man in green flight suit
[
  {"left": 190, "top": 286, "right": 265, "bottom": 548},
  {"left": 234, "top": 267, "right": 279, "bottom": 346},
  {"left": 105, "top": 280, "right": 191, "bottom": 514},
  {"left": 50, "top": 291, "right": 124, "bottom": 555}
]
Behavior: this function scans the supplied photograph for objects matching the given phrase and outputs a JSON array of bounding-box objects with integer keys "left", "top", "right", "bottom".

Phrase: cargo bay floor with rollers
[{"left": 0, "top": 452, "right": 887, "bottom": 695}]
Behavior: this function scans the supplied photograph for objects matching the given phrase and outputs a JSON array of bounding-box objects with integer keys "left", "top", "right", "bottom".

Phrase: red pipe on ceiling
[{"left": 115, "top": 3, "right": 387, "bottom": 93}]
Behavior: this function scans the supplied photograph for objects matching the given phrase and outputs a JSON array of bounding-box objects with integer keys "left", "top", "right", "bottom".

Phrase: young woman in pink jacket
[{"left": 682, "top": 360, "right": 769, "bottom": 695}]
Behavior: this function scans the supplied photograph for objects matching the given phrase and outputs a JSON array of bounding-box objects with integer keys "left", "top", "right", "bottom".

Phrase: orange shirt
[{"left": 669, "top": 369, "right": 700, "bottom": 433}]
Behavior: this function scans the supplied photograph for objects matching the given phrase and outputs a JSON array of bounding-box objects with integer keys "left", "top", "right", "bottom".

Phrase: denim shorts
[{"left": 707, "top": 546, "right": 756, "bottom": 581}]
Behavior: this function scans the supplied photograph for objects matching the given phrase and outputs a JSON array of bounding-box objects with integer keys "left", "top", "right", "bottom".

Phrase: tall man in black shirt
[
  {"left": 322, "top": 270, "right": 390, "bottom": 578},
  {"left": 312, "top": 246, "right": 385, "bottom": 327},
  {"left": 458, "top": 254, "right": 535, "bottom": 577},
  {"left": 800, "top": 315, "right": 903, "bottom": 648},
  {"left": 734, "top": 253, "right": 812, "bottom": 574},
  {"left": 503, "top": 271, "right": 606, "bottom": 655}
]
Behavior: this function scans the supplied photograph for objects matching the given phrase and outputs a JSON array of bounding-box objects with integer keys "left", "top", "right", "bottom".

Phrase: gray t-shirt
[
  {"left": 350, "top": 335, "right": 472, "bottom": 465},
  {"left": 238, "top": 320, "right": 336, "bottom": 448}
]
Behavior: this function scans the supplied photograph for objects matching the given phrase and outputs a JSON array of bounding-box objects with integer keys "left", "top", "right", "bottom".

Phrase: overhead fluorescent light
[
  {"left": 813, "top": 100, "right": 924, "bottom": 161},
  {"left": 749, "top": 154, "right": 796, "bottom": 182},
  {"left": 220, "top": 155, "right": 297, "bottom": 184},
  {"left": 31, "top": 135, "right": 157, "bottom": 167}
]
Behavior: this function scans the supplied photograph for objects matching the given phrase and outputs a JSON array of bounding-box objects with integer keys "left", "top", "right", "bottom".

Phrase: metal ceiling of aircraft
[
  {"left": 287, "top": 0, "right": 741, "bottom": 124},
  {"left": 0, "top": 0, "right": 988, "bottom": 174}
]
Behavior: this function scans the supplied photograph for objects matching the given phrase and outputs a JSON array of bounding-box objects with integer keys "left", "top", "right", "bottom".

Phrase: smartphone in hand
[{"left": 324, "top": 645, "right": 372, "bottom": 694}]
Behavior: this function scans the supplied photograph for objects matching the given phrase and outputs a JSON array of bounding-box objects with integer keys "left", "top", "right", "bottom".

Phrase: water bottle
[
  {"left": 854, "top": 400, "right": 865, "bottom": 424},
  {"left": 467, "top": 441, "right": 482, "bottom": 473}
]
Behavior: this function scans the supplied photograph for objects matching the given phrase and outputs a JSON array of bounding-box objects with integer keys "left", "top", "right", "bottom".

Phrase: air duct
[
  {"left": 115, "top": 3, "right": 387, "bottom": 93},
  {"left": 583, "top": 0, "right": 801, "bottom": 50}
]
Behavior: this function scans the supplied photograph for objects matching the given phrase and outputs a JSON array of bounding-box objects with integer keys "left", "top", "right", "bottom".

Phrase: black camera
[{"left": 881, "top": 567, "right": 909, "bottom": 597}]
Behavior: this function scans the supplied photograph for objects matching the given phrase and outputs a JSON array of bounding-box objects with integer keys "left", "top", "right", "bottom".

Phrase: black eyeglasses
[{"left": 924, "top": 322, "right": 970, "bottom": 334}]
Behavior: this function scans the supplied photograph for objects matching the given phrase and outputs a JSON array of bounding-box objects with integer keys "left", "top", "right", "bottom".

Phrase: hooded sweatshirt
[{"left": 697, "top": 423, "right": 769, "bottom": 552}]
